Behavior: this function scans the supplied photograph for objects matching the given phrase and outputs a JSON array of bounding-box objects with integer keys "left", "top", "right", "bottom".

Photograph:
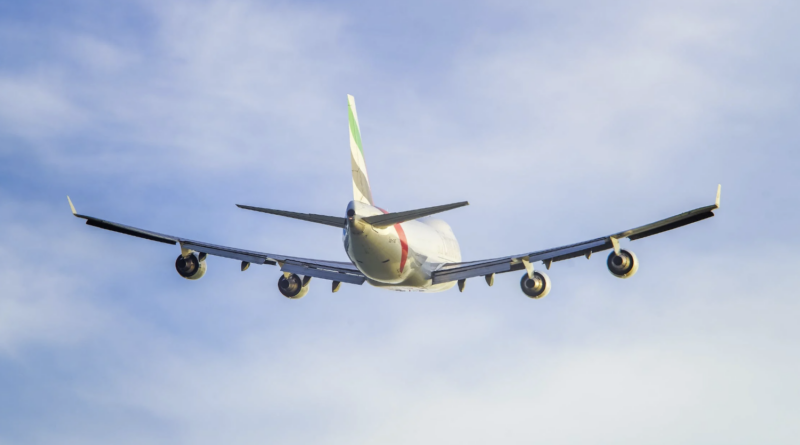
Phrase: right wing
[
  {"left": 432, "top": 186, "right": 721, "bottom": 284},
  {"left": 68, "top": 197, "right": 365, "bottom": 285}
]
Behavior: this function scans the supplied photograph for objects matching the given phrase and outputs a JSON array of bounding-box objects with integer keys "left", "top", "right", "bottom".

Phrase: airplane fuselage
[{"left": 344, "top": 201, "right": 460, "bottom": 292}]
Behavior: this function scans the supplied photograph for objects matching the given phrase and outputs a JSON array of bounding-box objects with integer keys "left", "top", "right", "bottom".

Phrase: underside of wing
[
  {"left": 68, "top": 197, "right": 365, "bottom": 285},
  {"left": 433, "top": 237, "right": 612, "bottom": 284},
  {"left": 432, "top": 185, "right": 721, "bottom": 285}
]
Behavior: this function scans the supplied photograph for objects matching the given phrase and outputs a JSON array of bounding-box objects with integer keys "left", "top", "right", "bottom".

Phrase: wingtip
[
  {"left": 67, "top": 196, "right": 77, "bottom": 215},
  {"left": 715, "top": 184, "right": 721, "bottom": 208}
]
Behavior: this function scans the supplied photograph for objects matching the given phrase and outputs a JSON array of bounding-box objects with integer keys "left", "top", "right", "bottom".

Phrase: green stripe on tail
[{"left": 348, "top": 95, "right": 374, "bottom": 205}]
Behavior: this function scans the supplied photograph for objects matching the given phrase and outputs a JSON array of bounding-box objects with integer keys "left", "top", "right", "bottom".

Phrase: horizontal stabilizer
[
  {"left": 363, "top": 201, "right": 469, "bottom": 228},
  {"left": 236, "top": 204, "right": 346, "bottom": 228}
]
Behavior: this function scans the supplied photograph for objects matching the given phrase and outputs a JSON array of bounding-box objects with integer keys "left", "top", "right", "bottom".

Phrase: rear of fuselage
[{"left": 343, "top": 201, "right": 460, "bottom": 292}]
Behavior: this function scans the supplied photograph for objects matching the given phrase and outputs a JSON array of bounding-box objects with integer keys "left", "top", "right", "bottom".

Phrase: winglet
[
  {"left": 715, "top": 184, "right": 721, "bottom": 209},
  {"left": 67, "top": 196, "right": 77, "bottom": 215}
]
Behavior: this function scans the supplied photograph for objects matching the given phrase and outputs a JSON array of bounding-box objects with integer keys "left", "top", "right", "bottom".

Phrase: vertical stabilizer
[{"left": 348, "top": 95, "right": 374, "bottom": 205}]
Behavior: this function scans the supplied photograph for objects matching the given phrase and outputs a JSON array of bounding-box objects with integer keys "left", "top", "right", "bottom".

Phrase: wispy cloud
[{"left": 0, "top": 0, "right": 798, "bottom": 443}]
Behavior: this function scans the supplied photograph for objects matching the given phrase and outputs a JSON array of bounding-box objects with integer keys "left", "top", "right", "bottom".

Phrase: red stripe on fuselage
[
  {"left": 378, "top": 207, "right": 409, "bottom": 273},
  {"left": 394, "top": 223, "right": 408, "bottom": 273}
]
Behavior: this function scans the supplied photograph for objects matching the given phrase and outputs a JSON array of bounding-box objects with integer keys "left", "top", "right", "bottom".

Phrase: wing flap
[
  {"left": 627, "top": 210, "right": 714, "bottom": 241},
  {"left": 432, "top": 260, "right": 511, "bottom": 284},
  {"left": 83, "top": 217, "right": 178, "bottom": 245},
  {"left": 180, "top": 241, "right": 274, "bottom": 265},
  {"left": 282, "top": 260, "right": 366, "bottom": 284},
  {"left": 525, "top": 238, "right": 609, "bottom": 263}
]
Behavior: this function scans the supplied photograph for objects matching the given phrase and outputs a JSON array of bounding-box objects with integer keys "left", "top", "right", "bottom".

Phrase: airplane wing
[
  {"left": 67, "top": 197, "right": 366, "bottom": 285},
  {"left": 432, "top": 185, "right": 721, "bottom": 284}
]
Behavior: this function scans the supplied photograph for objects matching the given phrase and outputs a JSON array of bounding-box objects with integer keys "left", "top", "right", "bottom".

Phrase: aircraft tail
[{"left": 348, "top": 95, "right": 374, "bottom": 205}]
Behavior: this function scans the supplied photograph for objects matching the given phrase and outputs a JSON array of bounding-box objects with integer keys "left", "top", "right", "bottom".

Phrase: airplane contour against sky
[{"left": 69, "top": 95, "right": 721, "bottom": 299}]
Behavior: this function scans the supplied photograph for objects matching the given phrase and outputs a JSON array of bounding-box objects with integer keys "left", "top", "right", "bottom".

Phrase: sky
[{"left": 0, "top": 0, "right": 799, "bottom": 443}]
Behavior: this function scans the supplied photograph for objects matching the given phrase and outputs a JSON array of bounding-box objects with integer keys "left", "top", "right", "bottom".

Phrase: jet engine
[
  {"left": 278, "top": 273, "right": 310, "bottom": 299},
  {"left": 175, "top": 253, "right": 207, "bottom": 280},
  {"left": 607, "top": 249, "right": 639, "bottom": 279},
  {"left": 520, "top": 271, "right": 551, "bottom": 299}
]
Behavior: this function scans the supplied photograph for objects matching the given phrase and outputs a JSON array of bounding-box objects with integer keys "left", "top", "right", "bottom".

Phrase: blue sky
[{"left": 1, "top": 0, "right": 798, "bottom": 443}]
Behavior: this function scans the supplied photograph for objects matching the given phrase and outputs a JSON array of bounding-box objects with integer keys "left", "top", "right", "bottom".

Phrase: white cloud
[
  {"left": 0, "top": 76, "right": 86, "bottom": 141},
  {"left": 0, "top": 197, "right": 114, "bottom": 355},
  {"left": 64, "top": 34, "right": 140, "bottom": 73},
  {"left": 1, "top": 0, "right": 359, "bottom": 181},
  {"left": 0, "top": 0, "right": 798, "bottom": 443},
  {"left": 30, "top": 249, "right": 794, "bottom": 445},
  {"left": 360, "top": 0, "right": 791, "bottom": 217}
]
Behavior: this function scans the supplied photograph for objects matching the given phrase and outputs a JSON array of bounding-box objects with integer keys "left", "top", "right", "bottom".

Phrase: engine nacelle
[
  {"left": 175, "top": 253, "right": 207, "bottom": 280},
  {"left": 520, "top": 271, "right": 551, "bottom": 299},
  {"left": 607, "top": 249, "right": 639, "bottom": 279},
  {"left": 278, "top": 273, "right": 310, "bottom": 299}
]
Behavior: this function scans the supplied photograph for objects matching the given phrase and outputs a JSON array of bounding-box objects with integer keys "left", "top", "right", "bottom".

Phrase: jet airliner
[{"left": 69, "top": 95, "right": 721, "bottom": 299}]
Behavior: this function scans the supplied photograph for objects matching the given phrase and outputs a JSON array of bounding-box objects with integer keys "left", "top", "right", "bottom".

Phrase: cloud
[
  {"left": 1, "top": 0, "right": 359, "bottom": 182},
  {"left": 0, "top": 0, "right": 798, "bottom": 443},
  {"left": 14, "top": 248, "right": 792, "bottom": 445},
  {"left": 0, "top": 76, "right": 86, "bottom": 141},
  {"left": 372, "top": 0, "right": 785, "bottom": 195},
  {"left": 0, "top": 196, "right": 110, "bottom": 355}
]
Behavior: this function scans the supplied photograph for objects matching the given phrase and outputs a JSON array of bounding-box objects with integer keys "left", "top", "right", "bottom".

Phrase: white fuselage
[{"left": 344, "top": 201, "right": 460, "bottom": 292}]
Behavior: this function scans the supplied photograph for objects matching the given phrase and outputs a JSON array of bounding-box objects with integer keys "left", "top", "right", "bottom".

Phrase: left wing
[
  {"left": 432, "top": 185, "right": 721, "bottom": 284},
  {"left": 67, "top": 197, "right": 366, "bottom": 285}
]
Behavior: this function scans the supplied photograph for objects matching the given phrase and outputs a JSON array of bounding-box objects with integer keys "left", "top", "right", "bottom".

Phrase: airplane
[{"left": 68, "top": 95, "right": 721, "bottom": 299}]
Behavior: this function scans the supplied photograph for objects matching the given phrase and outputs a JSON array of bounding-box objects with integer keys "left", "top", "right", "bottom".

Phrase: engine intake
[
  {"left": 520, "top": 271, "right": 551, "bottom": 299},
  {"left": 607, "top": 249, "right": 639, "bottom": 279},
  {"left": 278, "top": 273, "right": 310, "bottom": 299},
  {"left": 175, "top": 253, "right": 207, "bottom": 280}
]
